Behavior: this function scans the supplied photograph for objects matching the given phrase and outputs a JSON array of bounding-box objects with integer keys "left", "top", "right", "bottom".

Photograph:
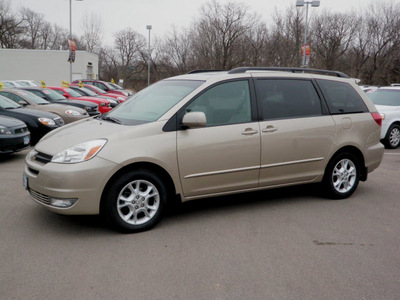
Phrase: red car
[
  {"left": 70, "top": 83, "right": 127, "bottom": 103},
  {"left": 47, "top": 86, "right": 112, "bottom": 114},
  {"left": 71, "top": 80, "right": 133, "bottom": 98}
]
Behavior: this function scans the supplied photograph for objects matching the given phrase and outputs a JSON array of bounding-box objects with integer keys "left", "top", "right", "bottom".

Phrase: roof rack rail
[
  {"left": 228, "top": 67, "right": 350, "bottom": 78},
  {"left": 186, "top": 69, "right": 226, "bottom": 74}
]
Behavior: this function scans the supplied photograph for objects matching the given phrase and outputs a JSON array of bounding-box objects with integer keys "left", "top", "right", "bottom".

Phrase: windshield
[
  {"left": 0, "top": 95, "right": 21, "bottom": 109},
  {"left": 42, "top": 89, "right": 67, "bottom": 100},
  {"left": 15, "top": 90, "right": 49, "bottom": 104},
  {"left": 79, "top": 87, "right": 97, "bottom": 96},
  {"left": 105, "top": 80, "right": 204, "bottom": 124},
  {"left": 368, "top": 90, "right": 400, "bottom": 106},
  {"left": 65, "top": 88, "right": 83, "bottom": 98},
  {"left": 87, "top": 85, "right": 106, "bottom": 94}
]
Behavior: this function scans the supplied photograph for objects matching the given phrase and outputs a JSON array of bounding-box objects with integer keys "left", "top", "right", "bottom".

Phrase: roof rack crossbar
[
  {"left": 186, "top": 69, "right": 226, "bottom": 74},
  {"left": 228, "top": 67, "right": 350, "bottom": 78}
]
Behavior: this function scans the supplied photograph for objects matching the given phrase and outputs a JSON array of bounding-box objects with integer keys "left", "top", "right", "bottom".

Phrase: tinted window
[
  {"left": 255, "top": 79, "right": 322, "bottom": 120},
  {"left": 316, "top": 79, "right": 368, "bottom": 114},
  {"left": 185, "top": 80, "right": 252, "bottom": 126}
]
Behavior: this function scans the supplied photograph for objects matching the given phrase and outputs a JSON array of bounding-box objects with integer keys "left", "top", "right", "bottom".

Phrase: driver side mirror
[
  {"left": 18, "top": 100, "right": 28, "bottom": 106},
  {"left": 182, "top": 111, "right": 206, "bottom": 129}
]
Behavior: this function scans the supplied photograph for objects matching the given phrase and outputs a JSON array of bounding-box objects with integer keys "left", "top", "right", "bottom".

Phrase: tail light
[{"left": 371, "top": 112, "right": 382, "bottom": 126}]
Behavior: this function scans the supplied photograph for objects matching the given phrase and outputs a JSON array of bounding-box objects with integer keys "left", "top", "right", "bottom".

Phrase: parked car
[
  {"left": 14, "top": 80, "right": 40, "bottom": 87},
  {"left": 19, "top": 87, "right": 100, "bottom": 117},
  {"left": 68, "top": 85, "right": 119, "bottom": 107},
  {"left": 47, "top": 86, "right": 112, "bottom": 114},
  {"left": 0, "top": 115, "right": 30, "bottom": 154},
  {"left": 72, "top": 79, "right": 133, "bottom": 97},
  {"left": 0, "top": 95, "right": 63, "bottom": 144},
  {"left": 70, "top": 83, "right": 127, "bottom": 103},
  {"left": 24, "top": 67, "right": 384, "bottom": 233},
  {"left": 367, "top": 87, "right": 400, "bottom": 148},
  {"left": 0, "top": 80, "right": 23, "bottom": 88},
  {"left": 0, "top": 88, "right": 89, "bottom": 124}
]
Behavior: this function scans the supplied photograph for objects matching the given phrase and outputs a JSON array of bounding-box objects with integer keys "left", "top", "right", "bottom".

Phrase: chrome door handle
[
  {"left": 262, "top": 126, "right": 278, "bottom": 133},
  {"left": 241, "top": 128, "right": 258, "bottom": 135}
]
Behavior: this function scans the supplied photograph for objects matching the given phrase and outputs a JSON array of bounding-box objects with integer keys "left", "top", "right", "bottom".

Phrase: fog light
[{"left": 50, "top": 198, "right": 78, "bottom": 208}]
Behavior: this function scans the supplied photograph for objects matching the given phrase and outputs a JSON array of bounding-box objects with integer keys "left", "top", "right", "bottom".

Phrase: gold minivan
[{"left": 23, "top": 68, "right": 384, "bottom": 233}]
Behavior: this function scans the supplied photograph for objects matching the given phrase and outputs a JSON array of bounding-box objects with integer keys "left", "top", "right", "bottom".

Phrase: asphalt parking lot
[{"left": 1, "top": 147, "right": 400, "bottom": 299}]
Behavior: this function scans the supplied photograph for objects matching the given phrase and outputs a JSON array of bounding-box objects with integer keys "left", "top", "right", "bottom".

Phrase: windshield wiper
[{"left": 102, "top": 116, "right": 121, "bottom": 124}]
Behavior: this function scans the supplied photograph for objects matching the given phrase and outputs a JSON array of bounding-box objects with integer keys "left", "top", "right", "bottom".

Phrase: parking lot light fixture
[{"left": 296, "top": 0, "right": 320, "bottom": 67}]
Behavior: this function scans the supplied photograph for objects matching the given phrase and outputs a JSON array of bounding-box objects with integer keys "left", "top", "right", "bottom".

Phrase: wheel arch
[
  {"left": 327, "top": 146, "right": 367, "bottom": 181},
  {"left": 100, "top": 162, "right": 178, "bottom": 213}
]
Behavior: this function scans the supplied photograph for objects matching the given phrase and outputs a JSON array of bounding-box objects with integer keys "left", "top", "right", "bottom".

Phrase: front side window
[
  {"left": 316, "top": 79, "right": 368, "bottom": 114},
  {"left": 255, "top": 79, "right": 322, "bottom": 120},
  {"left": 105, "top": 80, "right": 204, "bottom": 125},
  {"left": 185, "top": 80, "right": 252, "bottom": 126}
]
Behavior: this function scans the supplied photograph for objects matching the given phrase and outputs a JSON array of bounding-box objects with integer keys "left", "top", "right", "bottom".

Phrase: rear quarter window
[{"left": 316, "top": 79, "right": 368, "bottom": 114}]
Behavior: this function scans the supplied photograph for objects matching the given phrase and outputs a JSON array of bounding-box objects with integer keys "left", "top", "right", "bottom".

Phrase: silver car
[{"left": 24, "top": 68, "right": 384, "bottom": 233}]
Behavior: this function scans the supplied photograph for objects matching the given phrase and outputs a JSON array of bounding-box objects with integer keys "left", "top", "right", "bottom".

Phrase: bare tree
[
  {"left": 191, "top": 0, "right": 257, "bottom": 69},
  {"left": 20, "top": 7, "right": 45, "bottom": 49},
  {"left": 0, "top": 0, "right": 23, "bottom": 48},
  {"left": 80, "top": 11, "right": 103, "bottom": 53}
]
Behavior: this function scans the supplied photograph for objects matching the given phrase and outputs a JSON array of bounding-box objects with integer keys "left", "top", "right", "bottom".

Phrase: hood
[
  {"left": 35, "top": 118, "right": 163, "bottom": 157},
  {"left": 10, "top": 107, "right": 60, "bottom": 119},
  {"left": 57, "top": 99, "right": 98, "bottom": 108},
  {"left": 0, "top": 115, "right": 25, "bottom": 127}
]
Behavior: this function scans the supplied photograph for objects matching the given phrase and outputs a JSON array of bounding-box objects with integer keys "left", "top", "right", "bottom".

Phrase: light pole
[
  {"left": 146, "top": 25, "right": 152, "bottom": 87},
  {"left": 296, "top": 0, "right": 320, "bottom": 67},
  {"left": 69, "top": 0, "right": 83, "bottom": 83}
]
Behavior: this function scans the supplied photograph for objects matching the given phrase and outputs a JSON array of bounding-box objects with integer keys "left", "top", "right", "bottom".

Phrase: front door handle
[
  {"left": 262, "top": 125, "right": 278, "bottom": 133},
  {"left": 241, "top": 128, "right": 258, "bottom": 135}
]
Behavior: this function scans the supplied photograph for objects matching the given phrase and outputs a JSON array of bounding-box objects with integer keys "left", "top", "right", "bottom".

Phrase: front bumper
[
  {"left": 0, "top": 133, "right": 30, "bottom": 154},
  {"left": 24, "top": 153, "right": 119, "bottom": 214}
]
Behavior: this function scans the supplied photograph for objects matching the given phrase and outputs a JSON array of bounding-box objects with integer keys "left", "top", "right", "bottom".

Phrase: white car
[{"left": 367, "top": 87, "right": 400, "bottom": 148}]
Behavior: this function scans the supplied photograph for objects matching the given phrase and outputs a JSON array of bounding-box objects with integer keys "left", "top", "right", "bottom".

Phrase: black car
[
  {"left": 20, "top": 87, "right": 100, "bottom": 117},
  {"left": 0, "top": 95, "right": 64, "bottom": 145},
  {"left": 0, "top": 115, "right": 30, "bottom": 154}
]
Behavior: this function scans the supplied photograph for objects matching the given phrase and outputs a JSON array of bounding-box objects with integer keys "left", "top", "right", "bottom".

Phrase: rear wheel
[
  {"left": 101, "top": 169, "right": 166, "bottom": 233},
  {"left": 322, "top": 152, "right": 360, "bottom": 199},
  {"left": 384, "top": 124, "right": 400, "bottom": 149}
]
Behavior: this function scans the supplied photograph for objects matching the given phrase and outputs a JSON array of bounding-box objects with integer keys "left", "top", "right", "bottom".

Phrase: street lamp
[
  {"left": 69, "top": 0, "right": 83, "bottom": 83},
  {"left": 146, "top": 25, "right": 152, "bottom": 86},
  {"left": 296, "top": 0, "right": 320, "bottom": 67}
]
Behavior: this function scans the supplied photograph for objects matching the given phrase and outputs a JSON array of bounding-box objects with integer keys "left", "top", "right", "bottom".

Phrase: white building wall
[{"left": 0, "top": 49, "right": 98, "bottom": 86}]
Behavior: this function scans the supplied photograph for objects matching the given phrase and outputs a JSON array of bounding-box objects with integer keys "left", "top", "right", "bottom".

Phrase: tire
[
  {"left": 322, "top": 152, "right": 360, "bottom": 199},
  {"left": 384, "top": 124, "right": 400, "bottom": 149},
  {"left": 101, "top": 169, "right": 166, "bottom": 233}
]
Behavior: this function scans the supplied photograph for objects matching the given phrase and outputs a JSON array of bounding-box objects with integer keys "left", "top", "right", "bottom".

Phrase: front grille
[
  {"left": 54, "top": 117, "right": 65, "bottom": 126},
  {"left": 29, "top": 188, "right": 51, "bottom": 205},
  {"left": 35, "top": 152, "right": 52, "bottom": 164},
  {"left": 14, "top": 126, "right": 28, "bottom": 134}
]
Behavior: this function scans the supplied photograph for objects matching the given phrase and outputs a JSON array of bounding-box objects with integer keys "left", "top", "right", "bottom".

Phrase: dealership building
[{"left": 0, "top": 49, "right": 98, "bottom": 86}]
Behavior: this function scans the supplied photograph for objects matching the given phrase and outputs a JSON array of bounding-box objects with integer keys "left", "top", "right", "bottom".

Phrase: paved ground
[{"left": 1, "top": 147, "right": 399, "bottom": 300}]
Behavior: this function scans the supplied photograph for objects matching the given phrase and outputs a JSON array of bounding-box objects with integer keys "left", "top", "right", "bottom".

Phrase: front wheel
[
  {"left": 384, "top": 124, "right": 400, "bottom": 149},
  {"left": 101, "top": 169, "right": 166, "bottom": 233},
  {"left": 322, "top": 152, "right": 360, "bottom": 199}
]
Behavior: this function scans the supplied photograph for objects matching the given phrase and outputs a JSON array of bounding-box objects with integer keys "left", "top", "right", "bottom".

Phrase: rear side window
[
  {"left": 316, "top": 79, "right": 368, "bottom": 114},
  {"left": 255, "top": 79, "right": 322, "bottom": 120}
]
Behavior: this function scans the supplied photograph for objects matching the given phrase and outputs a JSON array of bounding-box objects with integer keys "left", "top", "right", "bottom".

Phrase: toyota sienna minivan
[{"left": 24, "top": 67, "right": 384, "bottom": 233}]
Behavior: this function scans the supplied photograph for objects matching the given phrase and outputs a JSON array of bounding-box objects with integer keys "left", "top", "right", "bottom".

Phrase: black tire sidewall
[
  {"left": 323, "top": 152, "right": 360, "bottom": 199},
  {"left": 385, "top": 124, "right": 400, "bottom": 149},
  {"left": 102, "top": 169, "right": 166, "bottom": 233}
]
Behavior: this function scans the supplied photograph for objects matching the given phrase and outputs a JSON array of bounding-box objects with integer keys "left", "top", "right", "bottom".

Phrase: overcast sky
[{"left": 10, "top": 0, "right": 377, "bottom": 46}]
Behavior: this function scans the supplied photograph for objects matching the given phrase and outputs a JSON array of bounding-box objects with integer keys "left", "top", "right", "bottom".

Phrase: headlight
[
  {"left": 65, "top": 110, "right": 81, "bottom": 116},
  {"left": 0, "top": 126, "right": 11, "bottom": 135},
  {"left": 109, "top": 100, "right": 118, "bottom": 105},
  {"left": 380, "top": 113, "right": 385, "bottom": 120},
  {"left": 100, "top": 103, "right": 106, "bottom": 107},
  {"left": 38, "top": 118, "right": 55, "bottom": 126},
  {"left": 122, "top": 92, "right": 129, "bottom": 96},
  {"left": 117, "top": 97, "right": 124, "bottom": 101},
  {"left": 51, "top": 139, "right": 107, "bottom": 164}
]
